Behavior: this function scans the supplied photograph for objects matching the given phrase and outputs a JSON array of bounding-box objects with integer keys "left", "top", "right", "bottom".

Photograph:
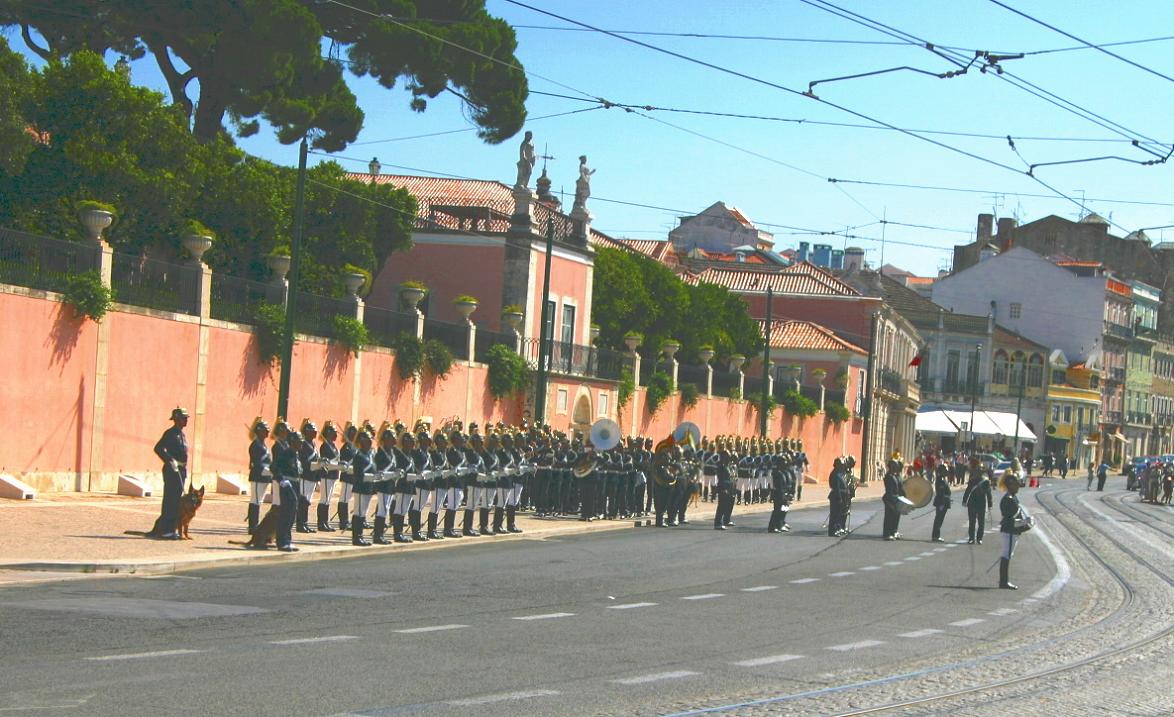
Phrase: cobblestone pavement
[{"left": 655, "top": 485, "right": 1174, "bottom": 717}]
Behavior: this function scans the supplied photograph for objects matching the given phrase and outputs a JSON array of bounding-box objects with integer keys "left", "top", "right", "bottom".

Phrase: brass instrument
[
  {"left": 899, "top": 473, "right": 933, "bottom": 515},
  {"left": 572, "top": 452, "right": 597, "bottom": 479}
]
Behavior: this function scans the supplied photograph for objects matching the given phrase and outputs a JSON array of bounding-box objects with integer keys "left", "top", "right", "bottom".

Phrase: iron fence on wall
[
  {"left": 111, "top": 253, "right": 197, "bottom": 315},
  {"left": 0, "top": 227, "right": 92, "bottom": 294}
]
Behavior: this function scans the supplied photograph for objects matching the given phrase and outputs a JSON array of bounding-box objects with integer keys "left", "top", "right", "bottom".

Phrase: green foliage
[
  {"left": 3, "top": 1, "right": 529, "bottom": 149},
  {"left": 423, "top": 339, "right": 454, "bottom": 378},
  {"left": 331, "top": 314, "right": 369, "bottom": 357},
  {"left": 453, "top": 294, "right": 479, "bottom": 305},
  {"left": 617, "top": 369, "right": 635, "bottom": 410},
  {"left": 780, "top": 389, "right": 820, "bottom": 418},
  {"left": 592, "top": 247, "right": 762, "bottom": 363},
  {"left": 645, "top": 371, "right": 674, "bottom": 415},
  {"left": 62, "top": 270, "right": 111, "bottom": 322},
  {"left": 0, "top": 43, "right": 416, "bottom": 294},
  {"left": 624, "top": 330, "right": 644, "bottom": 340},
  {"left": 486, "top": 344, "right": 531, "bottom": 398},
  {"left": 680, "top": 382, "right": 700, "bottom": 409},
  {"left": 393, "top": 332, "right": 423, "bottom": 379},
  {"left": 399, "top": 280, "right": 427, "bottom": 292},
  {"left": 342, "top": 263, "right": 372, "bottom": 296},
  {"left": 76, "top": 199, "right": 117, "bottom": 217},
  {"left": 181, "top": 218, "right": 215, "bottom": 239},
  {"left": 253, "top": 303, "right": 288, "bottom": 366},
  {"left": 502, "top": 304, "right": 523, "bottom": 315},
  {"left": 728, "top": 386, "right": 742, "bottom": 401},
  {"left": 756, "top": 394, "right": 779, "bottom": 420},
  {"left": 825, "top": 402, "right": 852, "bottom": 423}
]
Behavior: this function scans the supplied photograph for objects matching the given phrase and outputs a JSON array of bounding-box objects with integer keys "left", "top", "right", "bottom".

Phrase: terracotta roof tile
[
  {"left": 691, "top": 262, "right": 860, "bottom": 296},
  {"left": 759, "top": 319, "right": 867, "bottom": 354}
]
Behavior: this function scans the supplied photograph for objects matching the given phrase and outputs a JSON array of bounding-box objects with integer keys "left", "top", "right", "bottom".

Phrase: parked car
[{"left": 977, "top": 453, "right": 1012, "bottom": 480}]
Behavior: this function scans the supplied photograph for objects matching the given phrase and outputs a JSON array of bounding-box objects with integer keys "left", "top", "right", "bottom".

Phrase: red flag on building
[{"left": 909, "top": 355, "right": 922, "bottom": 367}]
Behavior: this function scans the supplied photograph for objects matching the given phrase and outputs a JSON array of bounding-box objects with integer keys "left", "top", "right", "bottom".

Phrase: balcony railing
[
  {"left": 1104, "top": 321, "right": 1133, "bottom": 340},
  {"left": 423, "top": 317, "right": 471, "bottom": 360},
  {"left": 520, "top": 338, "right": 626, "bottom": 381},
  {"left": 1104, "top": 410, "right": 1122, "bottom": 425},
  {"left": 1127, "top": 411, "right": 1151, "bottom": 426},
  {"left": 363, "top": 305, "right": 418, "bottom": 348},
  {"left": 210, "top": 274, "right": 270, "bottom": 324},
  {"left": 111, "top": 253, "right": 198, "bottom": 315},
  {"left": 1107, "top": 367, "right": 1126, "bottom": 383},
  {"left": 472, "top": 327, "right": 518, "bottom": 363},
  {"left": 878, "top": 367, "right": 904, "bottom": 396},
  {"left": 0, "top": 227, "right": 93, "bottom": 294},
  {"left": 292, "top": 291, "right": 354, "bottom": 338}
]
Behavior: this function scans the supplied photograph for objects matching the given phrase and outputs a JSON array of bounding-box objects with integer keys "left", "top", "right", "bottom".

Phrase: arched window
[
  {"left": 1028, "top": 354, "right": 1044, "bottom": 387},
  {"left": 993, "top": 350, "right": 1009, "bottom": 384},
  {"left": 1009, "top": 351, "right": 1026, "bottom": 387}
]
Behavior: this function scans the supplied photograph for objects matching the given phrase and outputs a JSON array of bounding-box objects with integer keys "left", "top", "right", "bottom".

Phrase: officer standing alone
[{"left": 148, "top": 407, "right": 189, "bottom": 539}]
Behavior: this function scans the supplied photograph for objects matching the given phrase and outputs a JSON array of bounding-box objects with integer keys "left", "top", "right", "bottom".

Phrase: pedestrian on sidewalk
[
  {"left": 1086, "top": 461, "right": 1096, "bottom": 491},
  {"left": 1095, "top": 460, "right": 1109, "bottom": 492},
  {"left": 930, "top": 465, "right": 951, "bottom": 542},
  {"left": 147, "top": 407, "right": 189, "bottom": 539}
]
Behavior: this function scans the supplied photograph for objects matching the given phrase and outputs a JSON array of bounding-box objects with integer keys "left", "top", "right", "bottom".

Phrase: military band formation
[{"left": 148, "top": 410, "right": 1033, "bottom": 591}]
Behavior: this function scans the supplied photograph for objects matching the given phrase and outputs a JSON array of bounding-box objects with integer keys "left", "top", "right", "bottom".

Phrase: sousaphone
[
  {"left": 589, "top": 418, "right": 621, "bottom": 451},
  {"left": 672, "top": 421, "right": 701, "bottom": 448}
]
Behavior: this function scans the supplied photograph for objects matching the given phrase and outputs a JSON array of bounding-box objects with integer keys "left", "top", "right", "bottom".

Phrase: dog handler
[{"left": 148, "top": 407, "right": 189, "bottom": 540}]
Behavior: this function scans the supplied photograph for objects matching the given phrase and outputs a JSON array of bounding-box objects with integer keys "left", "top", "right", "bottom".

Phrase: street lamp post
[
  {"left": 276, "top": 136, "right": 309, "bottom": 420},
  {"left": 968, "top": 343, "right": 982, "bottom": 453},
  {"left": 533, "top": 219, "right": 556, "bottom": 425},
  {"left": 759, "top": 286, "right": 773, "bottom": 437}
]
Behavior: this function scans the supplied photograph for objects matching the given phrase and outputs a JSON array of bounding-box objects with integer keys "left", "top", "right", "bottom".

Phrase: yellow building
[{"left": 1043, "top": 351, "right": 1103, "bottom": 468}]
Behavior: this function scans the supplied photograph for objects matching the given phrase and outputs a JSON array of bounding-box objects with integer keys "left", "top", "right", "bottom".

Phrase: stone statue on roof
[
  {"left": 572, "top": 154, "right": 594, "bottom": 213},
  {"left": 515, "top": 130, "right": 535, "bottom": 189}
]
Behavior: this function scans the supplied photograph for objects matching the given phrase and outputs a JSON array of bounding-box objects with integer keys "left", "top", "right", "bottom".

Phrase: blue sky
[{"left": 12, "top": 1, "right": 1174, "bottom": 275}]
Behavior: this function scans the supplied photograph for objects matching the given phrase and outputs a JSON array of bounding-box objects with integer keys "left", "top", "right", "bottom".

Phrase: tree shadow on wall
[
  {"left": 239, "top": 336, "right": 274, "bottom": 398},
  {"left": 47, "top": 303, "right": 83, "bottom": 368},
  {"left": 323, "top": 344, "right": 350, "bottom": 383}
]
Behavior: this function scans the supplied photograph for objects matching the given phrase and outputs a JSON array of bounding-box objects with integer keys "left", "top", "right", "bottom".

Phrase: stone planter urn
[
  {"left": 454, "top": 299, "right": 479, "bottom": 320},
  {"left": 661, "top": 340, "right": 680, "bottom": 361},
  {"left": 182, "top": 234, "right": 213, "bottom": 264},
  {"left": 589, "top": 325, "right": 600, "bottom": 344},
  {"left": 502, "top": 310, "right": 524, "bottom": 332},
  {"left": 698, "top": 348, "right": 715, "bottom": 364},
  {"left": 343, "top": 272, "right": 366, "bottom": 297},
  {"left": 623, "top": 334, "right": 642, "bottom": 353},
  {"left": 812, "top": 368, "right": 828, "bottom": 385},
  {"left": 399, "top": 285, "right": 426, "bottom": 310},
  {"left": 729, "top": 354, "right": 746, "bottom": 372},
  {"left": 268, "top": 254, "right": 291, "bottom": 282},
  {"left": 79, "top": 208, "right": 115, "bottom": 244}
]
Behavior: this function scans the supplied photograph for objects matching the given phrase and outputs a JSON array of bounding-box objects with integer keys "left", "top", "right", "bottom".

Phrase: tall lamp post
[
  {"left": 533, "top": 219, "right": 556, "bottom": 425},
  {"left": 276, "top": 136, "right": 309, "bottom": 420},
  {"left": 968, "top": 343, "right": 982, "bottom": 453},
  {"left": 1012, "top": 361, "right": 1025, "bottom": 458},
  {"left": 759, "top": 286, "right": 773, "bottom": 437}
]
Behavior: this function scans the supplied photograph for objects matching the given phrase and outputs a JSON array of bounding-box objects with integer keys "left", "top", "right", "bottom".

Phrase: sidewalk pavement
[{"left": 0, "top": 481, "right": 885, "bottom": 582}]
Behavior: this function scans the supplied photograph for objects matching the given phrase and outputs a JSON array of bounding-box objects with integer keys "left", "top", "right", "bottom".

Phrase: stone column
[
  {"left": 819, "top": 385, "right": 827, "bottom": 412},
  {"left": 570, "top": 206, "right": 591, "bottom": 246},
  {"left": 182, "top": 234, "right": 214, "bottom": 321},
  {"left": 510, "top": 187, "right": 537, "bottom": 235}
]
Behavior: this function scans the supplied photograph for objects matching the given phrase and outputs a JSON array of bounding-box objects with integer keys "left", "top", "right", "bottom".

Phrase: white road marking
[
  {"left": 446, "top": 689, "right": 560, "bottom": 706},
  {"left": 827, "top": 640, "right": 885, "bottom": 652},
  {"left": 932, "top": 548, "right": 948, "bottom": 553},
  {"left": 740, "top": 585, "right": 778, "bottom": 592},
  {"left": 988, "top": 608, "right": 1018, "bottom": 616},
  {"left": 1030, "top": 515, "right": 1073, "bottom": 601},
  {"left": 899, "top": 629, "right": 944, "bottom": 638},
  {"left": 270, "top": 635, "right": 358, "bottom": 645},
  {"left": 607, "top": 602, "right": 657, "bottom": 610},
  {"left": 828, "top": 571, "right": 855, "bottom": 577},
  {"left": 950, "top": 618, "right": 985, "bottom": 627},
  {"left": 954, "top": 539, "right": 969, "bottom": 544},
  {"left": 904, "top": 556, "right": 922, "bottom": 561},
  {"left": 512, "top": 612, "right": 575, "bottom": 621},
  {"left": 301, "top": 588, "right": 390, "bottom": 599},
  {"left": 859, "top": 566, "right": 882, "bottom": 571},
  {"left": 919, "top": 551, "right": 936, "bottom": 557},
  {"left": 394, "top": 624, "right": 467, "bottom": 634},
  {"left": 87, "top": 649, "right": 205, "bottom": 662},
  {"left": 789, "top": 578, "right": 820, "bottom": 584},
  {"left": 883, "top": 561, "right": 904, "bottom": 566},
  {"left": 733, "top": 654, "right": 804, "bottom": 667},
  {"left": 681, "top": 593, "right": 725, "bottom": 600},
  {"left": 613, "top": 671, "right": 699, "bottom": 685}
]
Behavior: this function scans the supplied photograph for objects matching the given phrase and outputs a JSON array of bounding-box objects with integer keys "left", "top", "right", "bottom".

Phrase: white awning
[
  {"left": 980, "top": 411, "right": 1037, "bottom": 442},
  {"left": 916, "top": 410, "right": 962, "bottom": 435}
]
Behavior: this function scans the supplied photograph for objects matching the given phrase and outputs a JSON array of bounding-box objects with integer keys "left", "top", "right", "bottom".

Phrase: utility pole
[
  {"left": 533, "top": 219, "right": 555, "bottom": 425},
  {"left": 759, "top": 286, "right": 773, "bottom": 437},
  {"left": 860, "top": 311, "right": 879, "bottom": 484},
  {"left": 968, "top": 343, "right": 982, "bottom": 453},
  {"left": 1012, "top": 367, "right": 1025, "bottom": 458},
  {"left": 276, "top": 136, "right": 308, "bottom": 420}
]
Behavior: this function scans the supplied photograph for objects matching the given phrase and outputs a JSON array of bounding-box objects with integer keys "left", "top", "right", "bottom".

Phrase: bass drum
[{"left": 899, "top": 474, "right": 934, "bottom": 514}]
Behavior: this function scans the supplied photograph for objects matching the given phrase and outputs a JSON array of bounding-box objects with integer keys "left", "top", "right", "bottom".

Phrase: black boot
[
  {"left": 444, "top": 510, "right": 461, "bottom": 538},
  {"left": 427, "top": 512, "right": 442, "bottom": 540},
  {"left": 463, "top": 509, "right": 480, "bottom": 537},
  {"left": 480, "top": 508, "right": 495, "bottom": 535},
  {"left": 352, "top": 519, "right": 370, "bottom": 546},
  {"left": 317, "top": 504, "right": 335, "bottom": 532},
  {"left": 999, "top": 558, "right": 1018, "bottom": 589},
  {"left": 506, "top": 505, "right": 523, "bottom": 533},
  {"left": 296, "top": 497, "right": 316, "bottom": 533},
  {"left": 392, "top": 514, "right": 412, "bottom": 543},
  {"left": 492, "top": 506, "right": 505, "bottom": 534},
  {"left": 409, "top": 510, "right": 426, "bottom": 541},
  {"left": 371, "top": 516, "right": 390, "bottom": 545},
  {"left": 246, "top": 503, "right": 259, "bottom": 535},
  {"left": 336, "top": 502, "right": 350, "bottom": 531}
]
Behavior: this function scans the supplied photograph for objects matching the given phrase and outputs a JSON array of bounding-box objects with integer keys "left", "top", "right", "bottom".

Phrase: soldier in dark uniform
[
  {"left": 713, "top": 443, "right": 736, "bottom": 530},
  {"left": 930, "top": 464, "right": 952, "bottom": 542},
  {"left": 827, "top": 457, "right": 849, "bottom": 536},
  {"left": 793, "top": 440, "right": 809, "bottom": 501},
  {"left": 392, "top": 431, "right": 419, "bottom": 543},
  {"left": 579, "top": 442, "right": 600, "bottom": 522},
  {"left": 273, "top": 430, "right": 302, "bottom": 551},
  {"left": 768, "top": 444, "right": 794, "bottom": 533},
  {"left": 999, "top": 473, "right": 1025, "bottom": 589},
  {"left": 460, "top": 432, "right": 485, "bottom": 537},
  {"left": 295, "top": 420, "right": 320, "bottom": 534},
  {"left": 534, "top": 435, "right": 556, "bottom": 518},
  {"left": 493, "top": 433, "right": 517, "bottom": 534},
  {"left": 424, "top": 432, "right": 449, "bottom": 540},
  {"left": 478, "top": 433, "right": 501, "bottom": 535},
  {"left": 370, "top": 426, "right": 400, "bottom": 545},
  {"left": 881, "top": 458, "right": 905, "bottom": 540},
  {"left": 442, "top": 430, "right": 467, "bottom": 539},
  {"left": 335, "top": 423, "right": 358, "bottom": 532},
  {"left": 349, "top": 430, "right": 376, "bottom": 546},
  {"left": 245, "top": 418, "right": 271, "bottom": 535},
  {"left": 148, "top": 407, "right": 189, "bottom": 539},
  {"left": 316, "top": 421, "right": 340, "bottom": 532},
  {"left": 962, "top": 457, "right": 993, "bottom": 544}
]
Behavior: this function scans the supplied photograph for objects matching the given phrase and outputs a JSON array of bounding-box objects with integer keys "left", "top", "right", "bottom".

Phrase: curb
[{"left": 1, "top": 492, "right": 880, "bottom": 577}]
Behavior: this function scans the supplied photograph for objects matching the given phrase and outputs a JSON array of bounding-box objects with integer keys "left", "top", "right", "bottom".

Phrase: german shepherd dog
[
  {"left": 125, "top": 484, "right": 204, "bottom": 539},
  {"left": 228, "top": 507, "right": 279, "bottom": 549}
]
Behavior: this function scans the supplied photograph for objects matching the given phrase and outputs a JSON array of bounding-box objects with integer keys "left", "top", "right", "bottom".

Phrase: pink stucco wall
[
  {"left": 368, "top": 240, "right": 507, "bottom": 328},
  {"left": 531, "top": 249, "right": 592, "bottom": 345}
]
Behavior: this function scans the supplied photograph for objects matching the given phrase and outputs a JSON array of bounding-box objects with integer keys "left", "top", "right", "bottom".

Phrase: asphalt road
[{"left": 0, "top": 493, "right": 1072, "bottom": 717}]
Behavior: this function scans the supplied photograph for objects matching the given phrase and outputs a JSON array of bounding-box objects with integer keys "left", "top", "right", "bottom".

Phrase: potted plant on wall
[
  {"left": 76, "top": 200, "right": 116, "bottom": 243},
  {"left": 399, "top": 280, "right": 427, "bottom": 310},
  {"left": 453, "top": 294, "right": 479, "bottom": 320},
  {"left": 835, "top": 367, "right": 850, "bottom": 389},
  {"left": 181, "top": 219, "right": 215, "bottom": 264},
  {"left": 698, "top": 345, "right": 715, "bottom": 364},
  {"left": 623, "top": 331, "right": 643, "bottom": 353},
  {"left": 729, "top": 354, "right": 746, "bottom": 372},
  {"left": 660, "top": 338, "right": 681, "bottom": 361},
  {"left": 811, "top": 367, "right": 828, "bottom": 384},
  {"left": 267, "top": 247, "right": 292, "bottom": 281},
  {"left": 502, "top": 304, "right": 524, "bottom": 331}
]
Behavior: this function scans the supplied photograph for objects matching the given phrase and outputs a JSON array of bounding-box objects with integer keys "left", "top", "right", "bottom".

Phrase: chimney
[
  {"left": 976, "top": 213, "right": 993, "bottom": 244},
  {"left": 844, "top": 246, "right": 865, "bottom": 273},
  {"left": 997, "top": 217, "right": 1017, "bottom": 251}
]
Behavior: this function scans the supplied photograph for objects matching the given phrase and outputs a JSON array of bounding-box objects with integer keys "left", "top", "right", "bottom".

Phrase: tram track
[{"left": 666, "top": 483, "right": 1173, "bottom": 716}]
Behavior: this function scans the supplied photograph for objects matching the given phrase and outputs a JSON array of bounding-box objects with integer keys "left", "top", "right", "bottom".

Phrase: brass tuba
[{"left": 652, "top": 433, "right": 681, "bottom": 487}]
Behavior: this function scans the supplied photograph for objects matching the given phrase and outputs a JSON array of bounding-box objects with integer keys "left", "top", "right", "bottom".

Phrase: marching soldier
[
  {"left": 793, "top": 439, "right": 809, "bottom": 501},
  {"left": 336, "top": 423, "right": 359, "bottom": 533},
  {"left": 930, "top": 464, "right": 952, "bottom": 542},
  {"left": 441, "top": 430, "right": 467, "bottom": 539},
  {"left": 295, "top": 420, "right": 320, "bottom": 534},
  {"left": 349, "top": 430, "right": 376, "bottom": 546},
  {"left": 424, "top": 432, "right": 448, "bottom": 540},
  {"left": 713, "top": 442, "right": 736, "bottom": 530},
  {"left": 369, "top": 425, "right": 400, "bottom": 545},
  {"left": 273, "top": 430, "right": 302, "bottom": 551},
  {"left": 494, "top": 433, "right": 518, "bottom": 534},
  {"left": 460, "top": 432, "right": 485, "bottom": 537},
  {"left": 147, "top": 407, "right": 189, "bottom": 539},
  {"left": 316, "top": 421, "right": 340, "bottom": 532},
  {"left": 245, "top": 418, "right": 271, "bottom": 535},
  {"left": 534, "top": 435, "right": 556, "bottom": 518},
  {"left": 999, "top": 473, "right": 1024, "bottom": 590},
  {"left": 479, "top": 433, "right": 501, "bottom": 535},
  {"left": 827, "top": 457, "right": 850, "bottom": 536},
  {"left": 881, "top": 458, "right": 905, "bottom": 541},
  {"left": 767, "top": 443, "right": 793, "bottom": 533},
  {"left": 962, "top": 457, "right": 993, "bottom": 545}
]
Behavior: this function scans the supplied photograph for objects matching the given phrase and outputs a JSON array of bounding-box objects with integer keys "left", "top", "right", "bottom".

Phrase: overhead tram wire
[
  {"left": 988, "top": 0, "right": 1174, "bottom": 86},
  {"left": 350, "top": 107, "right": 604, "bottom": 146},
  {"left": 827, "top": 177, "right": 1174, "bottom": 209},
  {"left": 528, "top": 91, "right": 1162, "bottom": 145}
]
